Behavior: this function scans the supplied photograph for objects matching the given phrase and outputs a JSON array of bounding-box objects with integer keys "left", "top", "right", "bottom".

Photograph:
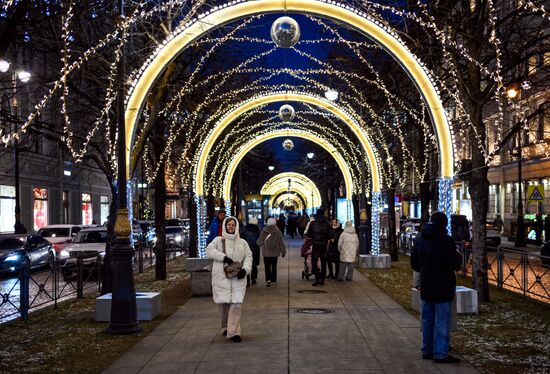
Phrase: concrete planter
[{"left": 95, "top": 292, "right": 161, "bottom": 322}]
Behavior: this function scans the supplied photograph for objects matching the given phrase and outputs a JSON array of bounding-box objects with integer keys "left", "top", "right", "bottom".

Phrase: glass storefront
[
  {"left": 0, "top": 185, "right": 16, "bottom": 233},
  {"left": 82, "top": 193, "right": 92, "bottom": 225},
  {"left": 33, "top": 187, "right": 48, "bottom": 230},
  {"left": 100, "top": 195, "right": 109, "bottom": 225}
]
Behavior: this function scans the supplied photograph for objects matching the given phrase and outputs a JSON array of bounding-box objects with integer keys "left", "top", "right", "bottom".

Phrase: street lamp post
[
  {"left": 507, "top": 84, "right": 526, "bottom": 247},
  {"left": 1, "top": 58, "right": 29, "bottom": 234},
  {"left": 106, "top": 0, "right": 141, "bottom": 335}
]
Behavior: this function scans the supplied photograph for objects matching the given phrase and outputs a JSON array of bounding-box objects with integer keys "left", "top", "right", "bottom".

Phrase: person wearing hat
[
  {"left": 411, "top": 211, "right": 462, "bottom": 363},
  {"left": 206, "top": 216, "right": 252, "bottom": 342},
  {"left": 257, "top": 217, "right": 286, "bottom": 287},
  {"left": 241, "top": 217, "right": 261, "bottom": 284},
  {"left": 207, "top": 209, "right": 226, "bottom": 244}
]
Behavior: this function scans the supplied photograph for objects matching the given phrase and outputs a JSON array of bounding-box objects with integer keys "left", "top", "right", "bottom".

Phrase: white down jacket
[
  {"left": 206, "top": 217, "right": 252, "bottom": 304},
  {"left": 338, "top": 226, "right": 359, "bottom": 263}
]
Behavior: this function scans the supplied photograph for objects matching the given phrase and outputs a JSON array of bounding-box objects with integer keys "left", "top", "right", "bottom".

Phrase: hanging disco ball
[
  {"left": 282, "top": 139, "right": 294, "bottom": 151},
  {"left": 278, "top": 104, "right": 295, "bottom": 122},
  {"left": 270, "top": 16, "right": 300, "bottom": 48}
]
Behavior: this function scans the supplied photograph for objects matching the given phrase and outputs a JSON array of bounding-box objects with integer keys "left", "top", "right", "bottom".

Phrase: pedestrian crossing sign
[{"left": 527, "top": 185, "right": 545, "bottom": 202}]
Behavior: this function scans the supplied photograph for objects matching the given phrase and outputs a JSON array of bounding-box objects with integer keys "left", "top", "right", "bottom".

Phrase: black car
[{"left": 0, "top": 234, "right": 55, "bottom": 274}]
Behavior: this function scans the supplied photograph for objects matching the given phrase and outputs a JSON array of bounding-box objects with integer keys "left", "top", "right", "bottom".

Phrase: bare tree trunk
[
  {"left": 468, "top": 110, "right": 490, "bottom": 302},
  {"left": 189, "top": 194, "right": 198, "bottom": 258},
  {"left": 387, "top": 187, "right": 398, "bottom": 261},
  {"left": 153, "top": 161, "right": 167, "bottom": 280}
]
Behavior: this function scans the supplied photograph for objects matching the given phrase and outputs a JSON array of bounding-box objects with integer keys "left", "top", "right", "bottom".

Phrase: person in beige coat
[
  {"left": 206, "top": 217, "right": 252, "bottom": 342},
  {"left": 256, "top": 217, "right": 286, "bottom": 287},
  {"left": 337, "top": 221, "right": 359, "bottom": 281}
]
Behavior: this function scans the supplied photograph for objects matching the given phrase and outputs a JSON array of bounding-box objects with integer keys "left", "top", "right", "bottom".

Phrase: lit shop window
[
  {"left": 100, "top": 196, "right": 109, "bottom": 225},
  {"left": 0, "top": 185, "right": 16, "bottom": 233},
  {"left": 33, "top": 188, "right": 48, "bottom": 231},
  {"left": 82, "top": 194, "right": 93, "bottom": 225}
]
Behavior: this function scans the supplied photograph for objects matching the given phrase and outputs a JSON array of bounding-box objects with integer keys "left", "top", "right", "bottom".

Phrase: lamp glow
[
  {"left": 324, "top": 89, "right": 339, "bottom": 101},
  {"left": 0, "top": 59, "right": 10, "bottom": 73},
  {"left": 17, "top": 70, "right": 31, "bottom": 83},
  {"left": 268, "top": 165, "right": 275, "bottom": 171},
  {"left": 307, "top": 152, "right": 314, "bottom": 159}
]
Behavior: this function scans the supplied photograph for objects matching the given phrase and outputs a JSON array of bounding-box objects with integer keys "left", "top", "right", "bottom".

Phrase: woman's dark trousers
[{"left": 264, "top": 257, "right": 278, "bottom": 282}]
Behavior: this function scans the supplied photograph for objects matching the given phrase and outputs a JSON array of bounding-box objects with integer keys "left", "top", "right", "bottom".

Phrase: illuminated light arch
[
  {"left": 260, "top": 172, "right": 322, "bottom": 209},
  {"left": 268, "top": 188, "right": 309, "bottom": 209},
  {"left": 195, "top": 92, "right": 380, "bottom": 196},
  {"left": 223, "top": 129, "right": 353, "bottom": 203},
  {"left": 273, "top": 193, "right": 304, "bottom": 210},
  {"left": 124, "top": 0, "right": 454, "bottom": 186}
]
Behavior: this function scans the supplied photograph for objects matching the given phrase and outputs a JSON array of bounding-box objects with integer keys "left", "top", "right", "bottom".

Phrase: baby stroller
[{"left": 301, "top": 238, "right": 313, "bottom": 280}]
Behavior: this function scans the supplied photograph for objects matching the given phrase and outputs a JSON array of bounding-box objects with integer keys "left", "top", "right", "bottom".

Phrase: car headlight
[
  {"left": 5, "top": 253, "right": 20, "bottom": 262},
  {"left": 61, "top": 250, "right": 70, "bottom": 258},
  {"left": 175, "top": 235, "right": 182, "bottom": 242}
]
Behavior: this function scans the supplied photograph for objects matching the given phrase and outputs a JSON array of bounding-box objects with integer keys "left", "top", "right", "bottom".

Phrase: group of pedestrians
[
  {"left": 303, "top": 209, "right": 359, "bottom": 286},
  {"left": 276, "top": 212, "right": 310, "bottom": 238}
]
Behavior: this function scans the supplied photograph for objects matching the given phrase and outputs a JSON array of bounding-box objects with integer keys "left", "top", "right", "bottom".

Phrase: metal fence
[
  {"left": 0, "top": 242, "right": 187, "bottom": 323},
  {"left": 397, "top": 238, "right": 550, "bottom": 303}
]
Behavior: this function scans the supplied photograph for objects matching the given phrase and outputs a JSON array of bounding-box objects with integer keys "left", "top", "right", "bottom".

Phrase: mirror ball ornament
[
  {"left": 282, "top": 139, "right": 294, "bottom": 151},
  {"left": 278, "top": 104, "right": 295, "bottom": 122},
  {"left": 270, "top": 16, "right": 300, "bottom": 48}
]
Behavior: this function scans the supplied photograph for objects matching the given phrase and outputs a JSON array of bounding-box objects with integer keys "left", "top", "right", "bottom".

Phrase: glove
[
  {"left": 223, "top": 256, "right": 234, "bottom": 265},
  {"left": 237, "top": 269, "right": 246, "bottom": 279},
  {"left": 282, "top": 252, "right": 286, "bottom": 258}
]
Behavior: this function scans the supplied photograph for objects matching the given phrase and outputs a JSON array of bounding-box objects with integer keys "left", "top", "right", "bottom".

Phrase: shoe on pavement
[
  {"left": 434, "top": 355, "right": 461, "bottom": 363},
  {"left": 422, "top": 354, "right": 433, "bottom": 360},
  {"left": 337, "top": 279, "right": 344, "bottom": 282},
  {"left": 222, "top": 330, "right": 227, "bottom": 336},
  {"left": 312, "top": 281, "right": 320, "bottom": 286},
  {"left": 346, "top": 278, "right": 352, "bottom": 281},
  {"left": 230, "top": 335, "right": 242, "bottom": 343}
]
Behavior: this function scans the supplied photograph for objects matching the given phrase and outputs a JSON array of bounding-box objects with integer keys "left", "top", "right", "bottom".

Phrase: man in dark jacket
[
  {"left": 411, "top": 211, "right": 462, "bottom": 364},
  {"left": 241, "top": 217, "right": 260, "bottom": 284},
  {"left": 307, "top": 209, "right": 332, "bottom": 286}
]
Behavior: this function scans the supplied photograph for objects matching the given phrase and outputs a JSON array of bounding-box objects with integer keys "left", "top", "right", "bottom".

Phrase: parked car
[
  {"left": 59, "top": 227, "right": 107, "bottom": 278},
  {"left": 36, "top": 224, "right": 96, "bottom": 256},
  {"left": 166, "top": 226, "right": 189, "bottom": 250},
  {"left": 138, "top": 220, "right": 156, "bottom": 246},
  {"left": 485, "top": 224, "right": 502, "bottom": 248},
  {"left": 399, "top": 219, "right": 421, "bottom": 252},
  {"left": 0, "top": 234, "right": 55, "bottom": 274}
]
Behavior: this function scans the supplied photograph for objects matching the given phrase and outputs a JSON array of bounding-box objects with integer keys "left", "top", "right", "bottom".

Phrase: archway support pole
[{"left": 438, "top": 177, "right": 454, "bottom": 234}]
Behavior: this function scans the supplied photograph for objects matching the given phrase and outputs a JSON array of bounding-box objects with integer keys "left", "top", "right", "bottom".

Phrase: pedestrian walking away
[
  {"left": 327, "top": 218, "right": 342, "bottom": 279},
  {"left": 206, "top": 216, "right": 253, "bottom": 342},
  {"left": 241, "top": 217, "right": 261, "bottom": 285},
  {"left": 306, "top": 209, "right": 332, "bottom": 286},
  {"left": 257, "top": 217, "right": 286, "bottom": 287},
  {"left": 338, "top": 220, "right": 359, "bottom": 281},
  {"left": 411, "top": 212, "right": 462, "bottom": 363}
]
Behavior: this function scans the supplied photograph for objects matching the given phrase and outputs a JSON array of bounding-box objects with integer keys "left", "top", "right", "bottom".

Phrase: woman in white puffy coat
[
  {"left": 337, "top": 221, "right": 359, "bottom": 281},
  {"left": 206, "top": 217, "right": 252, "bottom": 342}
]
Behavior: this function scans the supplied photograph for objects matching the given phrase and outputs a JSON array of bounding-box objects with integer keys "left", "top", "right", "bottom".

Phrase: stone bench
[
  {"left": 359, "top": 254, "right": 391, "bottom": 269},
  {"left": 95, "top": 292, "right": 161, "bottom": 322}
]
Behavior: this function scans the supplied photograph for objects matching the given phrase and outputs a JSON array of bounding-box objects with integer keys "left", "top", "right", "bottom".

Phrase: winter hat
[
  {"left": 249, "top": 217, "right": 259, "bottom": 225},
  {"left": 345, "top": 220, "right": 353, "bottom": 228},
  {"left": 316, "top": 209, "right": 325, "bottom": 218},
  {"left": 430, "top": 211, "right": 448, "bottom": 231},
  {"left": 267, "top": 217, "right": 277, "bottom": 226}
]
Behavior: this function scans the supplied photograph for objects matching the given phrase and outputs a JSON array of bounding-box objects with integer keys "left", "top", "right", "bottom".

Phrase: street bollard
[
  {"left": 19, "top": 261, "right": 30, "bottom": 321},
  {"left": 77, "top": 254, "right": 84, "bottom": 299},
  {"left": 53, "top": 258, "right": 59, "bottom": 309}
]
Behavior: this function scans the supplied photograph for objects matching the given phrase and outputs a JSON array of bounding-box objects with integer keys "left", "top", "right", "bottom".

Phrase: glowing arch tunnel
[{"left": 260, "top": 172, "right": 322, "bottom": 209}]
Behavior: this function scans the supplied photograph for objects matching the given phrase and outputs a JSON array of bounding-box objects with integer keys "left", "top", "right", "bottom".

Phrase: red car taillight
[{"left": 53, "top": 239, "right": 72, "bottom": 253}]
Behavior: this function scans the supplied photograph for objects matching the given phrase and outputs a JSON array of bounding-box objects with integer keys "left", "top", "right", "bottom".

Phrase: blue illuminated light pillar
[
  {"left": 438, "top": 177, "right": 453, "bottom": 235},
  {"left": 371, "top": 191, "right": 381, "bottom": 256},
  {"left": 225, "top": 200, "right": 231, "bottom": 216},
  {"left": 195, "top": 195, "right": 207, "bottom": 258}
]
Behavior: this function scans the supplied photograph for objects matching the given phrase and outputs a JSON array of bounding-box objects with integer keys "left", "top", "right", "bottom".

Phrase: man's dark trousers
[{"left": 311, "top": 244, "right": 327, "bottom": 282}]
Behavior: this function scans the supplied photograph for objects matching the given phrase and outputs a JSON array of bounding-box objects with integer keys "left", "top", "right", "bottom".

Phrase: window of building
[
  {"left": 528, "top": 55, "right": 538, "bottom": 74},
  {"left": 81, "top": 193, "right": 92, "bottom": 225},
  {"left": 33, "top": 187, "right": 48, "bottom": 230},
  {"left": 0, "top": 185, "right": 15, "bottom": 233},
  {"left": 100, "top": 195, "right": 109, "bottom": 225},
  {"left": 544, "top": 51, "right": 550, "bottom": 66}
]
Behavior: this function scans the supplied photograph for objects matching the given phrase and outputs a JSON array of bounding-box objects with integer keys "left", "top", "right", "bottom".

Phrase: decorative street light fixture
[
  {"left": 0, "top": 59, "right": 10, "bottom": 73},
  {"left": 268, "top": 165, "right": 275, "bottom": 171},
  {"left": 270, "top": 16, "right": 300, "bottom": 48},
  {"left": 507, "top": 82, "right": 526, "bottom": 247},
  {"left": 324, "top": 89, "right": 338, "bottom": 102},
  {"left": 306, "top": 152, "right": 314, "bottom": 159}
]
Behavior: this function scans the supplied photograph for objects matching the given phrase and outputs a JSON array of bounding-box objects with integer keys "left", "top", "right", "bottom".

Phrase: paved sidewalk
[{"left": 104, "top": 239, "right": 479, "bottom": 374}]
